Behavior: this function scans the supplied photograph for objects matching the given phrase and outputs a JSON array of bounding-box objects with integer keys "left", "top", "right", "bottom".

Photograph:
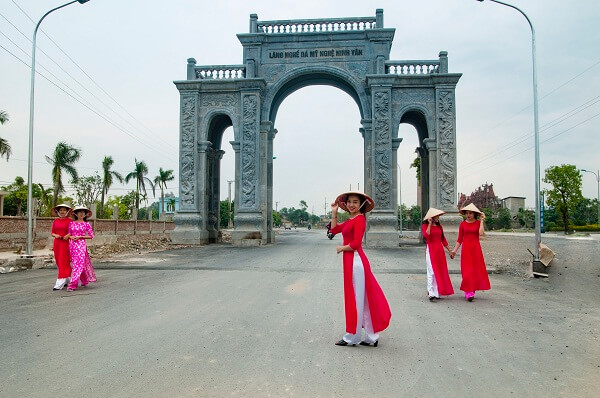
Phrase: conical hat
[
  {"left": 51, "top": 203, "right": 72, "bottom": 216},
  {"left": 72, "top": 205, "right": 92, "bottom": 218},
  {"left": 459, "top": 203, "right": 482, "bottom": 215},
  {"left": 335, "top": 191, "right": 375, "bottom": 213},
  {"left": 423, "top": 207, "right": 446, "bottom": 221}
]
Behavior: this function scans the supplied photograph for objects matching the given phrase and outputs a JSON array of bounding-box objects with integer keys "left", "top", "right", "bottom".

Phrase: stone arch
[
  {"left": 204, "top": 111, "right": 235, "bottom": 148},
  {"left": 172, "top": 10, "right": 462, "bottom": 246},
  {"left": 263, "top": 66, "right": 370, "bottom": 123},
  {"left": 398, "top": 107, "right": 432, "bottom": 218},
  {"left": 203, "top": 112, "right": 236, "bottom": 242}
]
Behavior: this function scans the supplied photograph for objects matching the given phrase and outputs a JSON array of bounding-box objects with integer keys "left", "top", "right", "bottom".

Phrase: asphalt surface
[{"left": 1, "top": 229, "right": 599, "bottom": 397}]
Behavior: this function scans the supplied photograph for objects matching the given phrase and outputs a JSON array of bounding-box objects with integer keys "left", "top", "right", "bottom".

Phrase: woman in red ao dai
[
  {"left": 50, "top": 204, "right": 72, "bottom": 290},
  {"left": 421, "top": 208, "right": 454, "bottom": 300},
  {"left": 450, "top": 203, "right": 490, "bottom": 301},
  {"left": 330, "top": 191, "right": 391, "bottom": 347}
]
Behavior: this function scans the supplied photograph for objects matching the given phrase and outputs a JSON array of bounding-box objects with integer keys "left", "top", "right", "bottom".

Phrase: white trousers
[
  {"left": 343, "top": 252, "right": 379, "bottom": 344},
  {"left": 425, "top": 247, "right": 439, "bottom": 298},
  {"left": 53, "top": 277, "right": 69, "bottom": 290}
]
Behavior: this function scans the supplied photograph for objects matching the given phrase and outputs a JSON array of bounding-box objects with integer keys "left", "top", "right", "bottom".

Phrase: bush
[{"left": 547, "top": 224, "right": 599, "bottom": 232}]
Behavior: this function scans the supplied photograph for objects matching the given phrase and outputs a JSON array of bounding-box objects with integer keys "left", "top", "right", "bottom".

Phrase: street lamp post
[
  {"left": 476, "top": 0, "right": 543, "bottom": 274},
  {"left": 25, "top": 0, "right": 91, "bottom": 257},
  {"left": 581, "top": 169, "right": 600, "bottom": 227}
]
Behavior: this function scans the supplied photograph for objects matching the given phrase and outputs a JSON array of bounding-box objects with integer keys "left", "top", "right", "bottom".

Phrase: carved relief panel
[
  {"left": 436, "top": 89, "right": 457, "bottom": 209},
  {"left": 240, "top": 93, "right": 260, "bottom": 210},
  {"left": 372, "top": 90, "right": 393, "bottom": 210},
  {"left": 180, "top": 94, "right": 197, "bottom": 209}
]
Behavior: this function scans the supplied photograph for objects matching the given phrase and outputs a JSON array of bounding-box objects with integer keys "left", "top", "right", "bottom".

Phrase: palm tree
[
  {"left": 37, "top": 183, "right": 53, "bottom": 216},
  {"left": 100, "top": 156, "right": 123, "bottom": 218},
  {"left": 0, "top": 110, "right": 11, "bottom": 161},
  {"left": 45, "top": 142, "right": 81, "bottom": 207},
  {"left": 153, "top": 168, "right": 174, "bottom": 218},
  {"left": 125, "top": 158, "right": 154, "bottom": 215}
]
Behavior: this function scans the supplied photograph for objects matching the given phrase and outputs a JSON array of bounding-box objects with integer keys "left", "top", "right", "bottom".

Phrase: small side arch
[
  {"left": 398, "top": 106, "right": 432, "bottom": 143},
  {"left": 203, "top": 111, "right": 236, "bottom": 149}
]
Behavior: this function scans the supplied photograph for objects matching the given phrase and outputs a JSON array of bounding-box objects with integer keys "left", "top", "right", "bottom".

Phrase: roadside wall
[{"left": 0, "top": 216, "right": 175, "bottom": 251}]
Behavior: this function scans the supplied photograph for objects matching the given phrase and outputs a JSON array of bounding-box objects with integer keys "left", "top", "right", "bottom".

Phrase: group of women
[
  {"left": 329, "top": 190, "right": 490, "bottom": 348},
  {"left": 50, "top": 203, "right": 97, "bottom": 292}
]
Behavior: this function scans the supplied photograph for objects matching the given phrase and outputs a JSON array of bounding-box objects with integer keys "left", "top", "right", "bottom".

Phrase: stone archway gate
[{"left": 172, "top": 9, "right": 461, "bottom": 247}]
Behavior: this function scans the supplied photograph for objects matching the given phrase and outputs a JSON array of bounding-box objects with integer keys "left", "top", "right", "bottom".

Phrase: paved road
[{"left": 1, "top": 230, "right": 599, "bottom": 397}]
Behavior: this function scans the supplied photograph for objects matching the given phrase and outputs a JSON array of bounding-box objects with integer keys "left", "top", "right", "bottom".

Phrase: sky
[{"left": 1, "top": 0, "right": 599, "bottom": 215}]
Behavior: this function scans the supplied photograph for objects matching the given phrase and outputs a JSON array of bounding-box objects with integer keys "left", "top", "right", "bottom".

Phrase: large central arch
[{"left": 172, "top": 9, "right": 462, "bottom": 247}]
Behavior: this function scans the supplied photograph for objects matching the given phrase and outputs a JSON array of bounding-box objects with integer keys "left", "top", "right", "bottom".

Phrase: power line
[
  {"left": 460, "top": 95, "right": 600, "bottom": 170},
  {"left": 461, "top": 111, "right": 600, "bottom": 179},
  {"left": 1, "top": 7, "right": 178, "bottom": 153},
  {"left": 0, "top": 42, "right": 176, "bottom": 159},
  {"left": 474, "top": 58, "right": 600, "bottom": 137},
  {"left": 11, "top": 0, "right": 176, "bottom": 151}
]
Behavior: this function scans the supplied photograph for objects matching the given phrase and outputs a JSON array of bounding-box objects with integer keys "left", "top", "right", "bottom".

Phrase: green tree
[
  {"left": 104, "top": 191, "right": 137, "bottom": 219},
  {"left": 45, "top": 142, "right": 81, "bottom": 207},
  {"left": 219, "top": 200, "right": 235, "bottom": 228},
  {"left": 125, "top": 159, "right": 154, "bottom": 214},
  {"left": 481, "top": 207, "right": 496, "bottom": 230},
  {"left": 496, "top": 207, "right": 512, "bottom": 229},
  {"left": 543, "top": 164, "right": 583, "bottom": 233},
  {"left": 4, "top": 176, "right": 27, "bottom": 216},
  {"left": 410, "top": 157, "right": 421, "bottom": 183},
  {"left": 409, "top": 205, "right": 421, "bottom": 229},
  {"left": 36, "top": 183, "right": 53, "bottom": 217},
  {"left": 272, "top": 210, "right": 282, "bottom": 227},
  {"left": 100, "top": 156, "right": 123, "bottom": 219},
  {"left": 0, "top": 110, "right": 11, "bottom": 161},
  {"left": 153, "top": 168, "right": 174, "bottom": 218},
  {"left": 517, "top": 208, "right": 535, "bottom": 229},
  {"left": 572, "top": 198, "right": 597, "bottom": 226},
  {"left": 299, "top": 200, "right": 308, "bottom": 210},
  {"left": 73, "top": 174, "right": 103, "bottom": 208}
]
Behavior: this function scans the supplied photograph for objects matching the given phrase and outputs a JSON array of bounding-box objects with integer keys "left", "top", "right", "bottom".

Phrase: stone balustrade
[
  {"left": 385, "top": 61, "right": 441, "bottom": 75},
  {"left": 194, "top": 65, "right": 246, "bottom": 80},
  {"left": 255, "top": 17, "right": 377, "bottom": 34}
]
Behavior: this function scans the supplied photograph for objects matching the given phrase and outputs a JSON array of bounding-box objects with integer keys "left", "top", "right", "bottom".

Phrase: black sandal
[
  {"left": 335, "top": 339, "right": 355, "bottom": 346},
  {"left": 359, "top": 340, "right": 379, "bottom": 347}
]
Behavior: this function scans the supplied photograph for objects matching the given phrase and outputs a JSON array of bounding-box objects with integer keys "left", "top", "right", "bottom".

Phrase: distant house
[
  {"left": 501, "top": 196, "right": 526, "bottom": 216},
  {"left": 157, "top": 197, "right": 180, "bottom": 219},
  {"left": 0, "top": 190, "right": 8, "bottom": 216}
]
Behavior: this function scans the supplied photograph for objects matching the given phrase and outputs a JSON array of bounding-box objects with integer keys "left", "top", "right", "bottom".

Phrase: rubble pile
[{"left": 89, "top": 237, "right": 176, "bottom": 259}]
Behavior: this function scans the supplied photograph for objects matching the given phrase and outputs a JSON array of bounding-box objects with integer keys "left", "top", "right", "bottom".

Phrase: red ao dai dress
[
  {"left": 67, "top": 221, "right": 97, "bottom": 290},
  {"left": 421, "top": 224, "right": 454, "bottom": 298},
  {"left": 51, "top": 217, "right": 72, "bottom": 290},
  {"left": 330, "top": 214, "right": 391, "bottom": 345},
  {"left": 457, "top": 220, "right": 490, "bottom": 294}
]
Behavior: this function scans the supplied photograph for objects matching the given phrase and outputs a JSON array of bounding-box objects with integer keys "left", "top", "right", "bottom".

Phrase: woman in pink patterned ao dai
[{"left": 67, "top": 206, "right": 97, "bottom": 291}]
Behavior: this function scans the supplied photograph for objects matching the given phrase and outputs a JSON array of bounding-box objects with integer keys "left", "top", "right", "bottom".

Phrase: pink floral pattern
[{"left": 67, "top": 221, "right": 97, "bottom": 290}]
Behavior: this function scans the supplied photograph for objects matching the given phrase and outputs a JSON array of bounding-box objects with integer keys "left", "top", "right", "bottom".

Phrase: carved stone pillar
[
  {"left": 266, "top": 126, "right": 277, "bottom": 243},
  {"left": 360, "top": 119, "right": 373, "bottom": 200},
  {"left": 172, "top": 92, "right": 209, "bottom": 244},
  {"left": 232, "top": 92, "right": 264, "bottom": 246},
  {"left": 207, "top": 148, "right": 225, "bottom": 242},
  {"left": 368, "top": 88, "right": 398, "bottom": 247},
  {"left": 230, "top": 140, "right": 240, "bottom": 226},
  {"left": 435, "top": 87, "right": 461, "bottom": 228},
  {"left": 391, "top": 137, "right": 403, "bottom": 221}
]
